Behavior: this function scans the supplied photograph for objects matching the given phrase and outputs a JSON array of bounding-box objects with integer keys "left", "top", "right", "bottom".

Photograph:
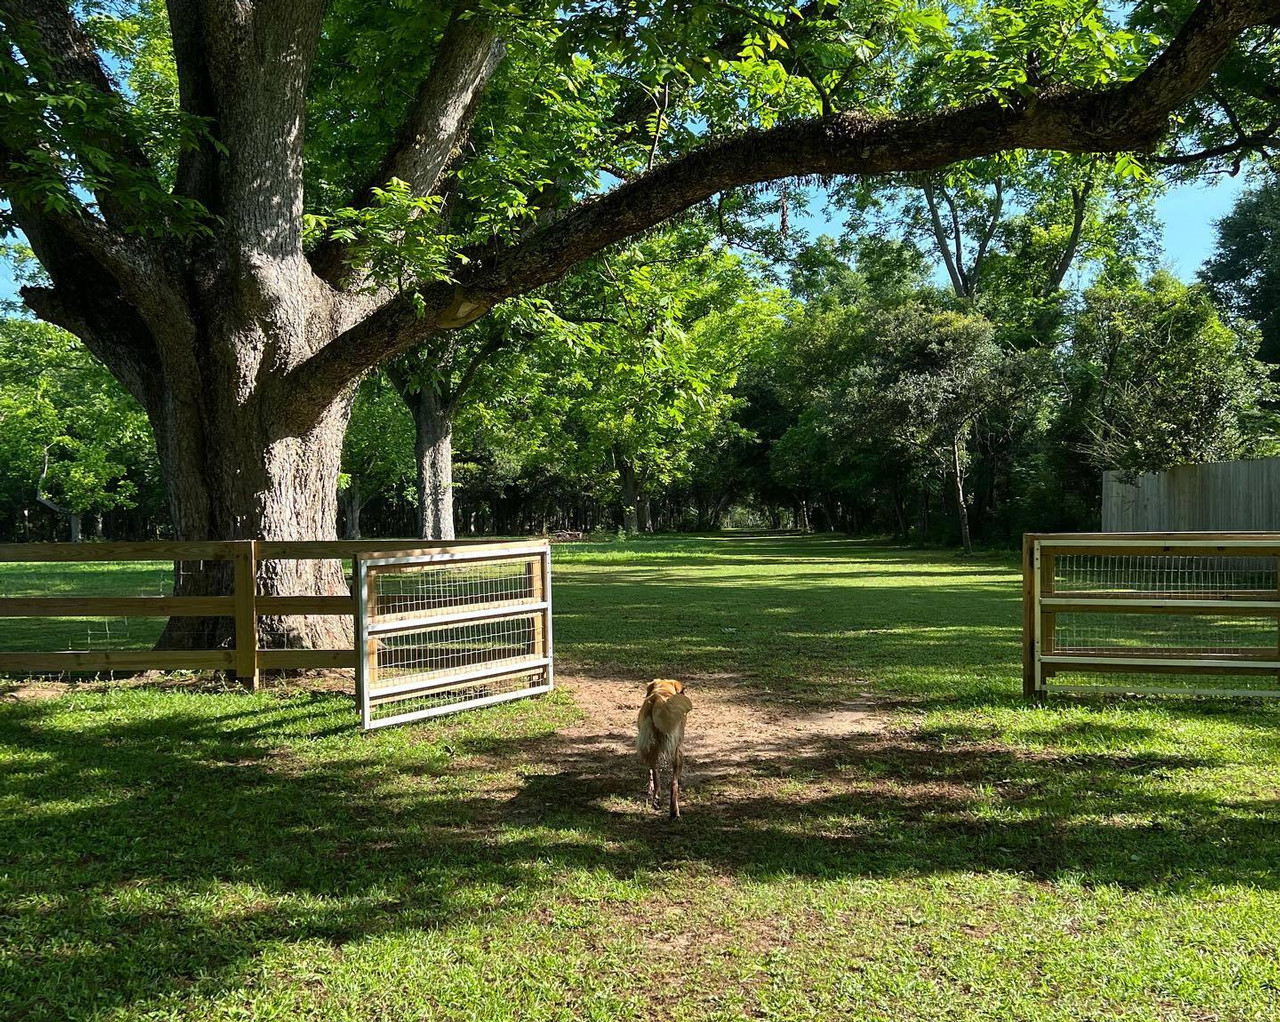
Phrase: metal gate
[{"left": 354, "top": 541, "right": 554, "bottom": 730}]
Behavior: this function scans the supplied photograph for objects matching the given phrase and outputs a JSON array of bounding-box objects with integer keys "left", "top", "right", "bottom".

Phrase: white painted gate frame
[{"left": 354, "top": 542, "right": 555, "bottom": 730}]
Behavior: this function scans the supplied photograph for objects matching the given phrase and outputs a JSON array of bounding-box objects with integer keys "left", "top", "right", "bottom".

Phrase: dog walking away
[{"left": 636, "top": 679, "right": 692, "bottom": 818}]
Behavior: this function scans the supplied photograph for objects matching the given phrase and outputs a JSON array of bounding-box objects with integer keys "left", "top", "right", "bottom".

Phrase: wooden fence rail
[
  {"left": 0, "top": 539, "right": 544, "bottom": 689},
  {"left": 1023, "top": 532, "right": 1280, "bottom": 700}
]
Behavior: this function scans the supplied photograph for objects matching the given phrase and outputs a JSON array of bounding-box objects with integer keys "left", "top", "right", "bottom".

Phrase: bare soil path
[{"left": 504, "top": 672, "right": 887, "bottom": 816}]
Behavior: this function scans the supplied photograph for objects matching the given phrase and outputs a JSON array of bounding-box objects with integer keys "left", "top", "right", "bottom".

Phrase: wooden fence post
[
  {"left": 1022, "top": 534, "right": 1037, "bottom": 699},
  {"left": 233, "top": 540, "right": 259, "bottom": 691}
]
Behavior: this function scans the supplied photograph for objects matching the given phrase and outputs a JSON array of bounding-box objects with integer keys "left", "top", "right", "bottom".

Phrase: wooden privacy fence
[
  {"left": 0, "top": 539, "right": 551, "bottom": 693},
  {"left": 1102, "top": 458, "right": 1280, "bottom": 532},
  {"left": 1023, "top": 533, "right": 1280, "bottom": 700}
]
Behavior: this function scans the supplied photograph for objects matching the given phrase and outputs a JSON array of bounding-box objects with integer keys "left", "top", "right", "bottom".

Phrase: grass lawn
[{"left": 2, "top": 535, "right": 1279, "bottom": 1020}]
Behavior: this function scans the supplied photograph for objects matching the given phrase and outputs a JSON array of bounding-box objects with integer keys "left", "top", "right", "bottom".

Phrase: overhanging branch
[{"left": 283, "top": 0, "right": 1280, "bottom": 429}]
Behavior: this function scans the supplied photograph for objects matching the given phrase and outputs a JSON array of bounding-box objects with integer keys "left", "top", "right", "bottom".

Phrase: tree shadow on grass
[{"left": 3, "top": 688, "right": 1278, "bottom": 1018}]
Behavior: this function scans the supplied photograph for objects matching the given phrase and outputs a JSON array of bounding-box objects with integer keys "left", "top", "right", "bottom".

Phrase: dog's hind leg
[
  {"left": 647, "top": 767, "right": 658, "bottom": 809},
  {"left": 669, "top": 749, "right": 683, "bottom": 819}
]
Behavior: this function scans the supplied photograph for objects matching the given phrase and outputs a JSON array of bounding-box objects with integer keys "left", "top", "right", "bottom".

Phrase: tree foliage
[
  {"left": 0, "top": 317, "right": 159, "bottom": 538},
  {"left": 1201, "top": 172, "right": 1280, "bottom": 362}
]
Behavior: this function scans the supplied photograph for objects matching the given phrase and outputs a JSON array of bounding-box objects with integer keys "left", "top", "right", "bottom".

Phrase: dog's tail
[{"left": 637, "top": 714, "right": 683, "bottom": 764}]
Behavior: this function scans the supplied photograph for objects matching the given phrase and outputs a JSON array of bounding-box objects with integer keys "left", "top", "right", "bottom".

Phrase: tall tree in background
[
  {"left": 1, "top": 0, "right": 1278, "bottom": 646},
  {"left": 1202, "top": 173, "right": 1280, "bottom": 361},
  {"left": 1055, "top": 271, "right": 1275, "bottom": 479},
  {"left": 339, "top": 374, "right": 414, "bottom": 539},
  {"left": 545, "top": 230, "right": 783, "bottom": 533}
]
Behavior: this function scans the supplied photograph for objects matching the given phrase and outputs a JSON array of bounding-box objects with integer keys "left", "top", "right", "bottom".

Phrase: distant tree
[
  {"left": 1054, "top": 272, "right": 1275, "bottom": 486},
  {"left": 339, "top": 375, "right": 414, "bottom": 539},
  {"left": 0, "top": 318, "right": 159, "bottom": 540},
  {"left": 1201, "top": 174, "right": 1280, "bottom": 362},
  {"left": 547, "top": 234, "right": 785, "bottom": 533},
  {"left": 873, "top": 309, "right": 1006, "bottom": 553}
]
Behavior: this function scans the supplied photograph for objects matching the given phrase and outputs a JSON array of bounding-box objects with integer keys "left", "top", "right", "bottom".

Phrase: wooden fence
[
  {"left": 1102, "top": 458, "right": 1280, "bottom": 532},
  {"left": 1023, "top": 532, "right": 1280, "bottom": 699},
  {"left": 0, "top": 539, "right": 546, "bottom": 689}
]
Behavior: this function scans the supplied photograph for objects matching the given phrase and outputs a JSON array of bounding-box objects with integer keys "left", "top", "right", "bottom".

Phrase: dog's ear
[{"left": 674, "top": 680, "right": 685, "bottom": 693}]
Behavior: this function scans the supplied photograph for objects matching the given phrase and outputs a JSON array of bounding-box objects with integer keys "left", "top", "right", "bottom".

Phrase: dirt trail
[{"left": 546, "top": 673, "right": 885, "bottom": 795}]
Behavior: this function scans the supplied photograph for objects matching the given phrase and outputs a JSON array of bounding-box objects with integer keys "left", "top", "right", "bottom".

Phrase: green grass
[{"left": 3, "top": 536, "right": 1280, "bottom": 1021}]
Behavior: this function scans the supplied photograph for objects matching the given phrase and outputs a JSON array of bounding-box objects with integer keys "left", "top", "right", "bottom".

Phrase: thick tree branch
[
  {"left": 20, "top": 280, "right": 160, "bottom": 409},
  {"left": 0, "top": 131, "right": 192, "bottom": 348},
  {"left": 309, "top": 8, "right": 506, "bottom": 284},
  {"left": 167, "top": 0, "right": 329, "bottom": 261},
  {"left": 361, "top": 12, "right": 504, "bottom": 204},
  {"left": 284, "top": 0, "right": 1280, "bottom": 428}
]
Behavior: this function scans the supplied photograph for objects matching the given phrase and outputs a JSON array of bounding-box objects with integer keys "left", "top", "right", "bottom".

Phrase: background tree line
[{"left": 3, "top": 168, "right": 1277, "bottom": 547}]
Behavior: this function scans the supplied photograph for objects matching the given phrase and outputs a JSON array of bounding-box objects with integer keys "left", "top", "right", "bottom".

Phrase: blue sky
[
  {"left": 0, "top": 174, "right": 1247, "bottom": 312},
  {"left": 789, "top": 173, "right": 1246, "bottom": 286},
  {"left": 1155, "top": 174, "right": 1246, "bottom": 278}
]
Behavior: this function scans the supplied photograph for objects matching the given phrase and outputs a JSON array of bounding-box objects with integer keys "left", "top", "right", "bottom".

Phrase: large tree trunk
[
  {"left": 156, "top": 388, "right": 355, "bottom": 651},
  {"left": 411, "top": 388, "right": 456, "bottom": 541},
  {"left": 618, "top": 455, "right": 640, "bottom": 534}
]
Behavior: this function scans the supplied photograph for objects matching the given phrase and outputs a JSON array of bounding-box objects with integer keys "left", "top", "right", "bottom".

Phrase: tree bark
[
  {"left": 156, "top": 388, "right": 355, "bottom": 651},
  {"left": 411, "top": 387, "right": 456, "bottom": 541},
  {"left": 618, "top": 454, "right": 641, "bottom": 534},
  {"left": 953, "top": 432, "right": 973, "bottom": 555}
]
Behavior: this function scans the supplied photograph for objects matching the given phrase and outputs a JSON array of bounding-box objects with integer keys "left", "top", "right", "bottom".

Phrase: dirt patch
[
  {"left": 0, "top": 681, "right": 69, "bottom": 702},
  {"left": 539, "top": 672, "right": 885, "bottom": 795}
]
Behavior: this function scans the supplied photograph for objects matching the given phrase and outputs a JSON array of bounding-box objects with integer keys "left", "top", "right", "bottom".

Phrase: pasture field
[{"left": 2, "top": 536, "right": 1278, "bottom": 1021}]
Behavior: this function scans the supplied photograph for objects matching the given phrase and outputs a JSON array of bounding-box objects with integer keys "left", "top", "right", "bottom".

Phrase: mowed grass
[{"left": 2, "top": 535, "right": 1279, "bottom": 1021}]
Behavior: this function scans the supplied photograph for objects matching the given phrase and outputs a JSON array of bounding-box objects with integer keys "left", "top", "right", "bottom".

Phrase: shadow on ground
[{"left": 2, "top": 677, "right": 1278, "bottom": 1016}]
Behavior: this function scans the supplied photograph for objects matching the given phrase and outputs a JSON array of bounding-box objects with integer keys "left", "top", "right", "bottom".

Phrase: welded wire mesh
[
  {"left": 1037, "top": 543, "right": 1280, "bottom": 700},
  {"left": 373, "top": 613, "right": 538, "bottom": 685},
  {"left": 373, "top": 556, "right": 537, "bottom": 620},
  {"left": 1053, "top": 554, "right": 1277, "bottom": 596},
  {"left": 1053, "top": 612, "right": 1277, "bottom": 655}
]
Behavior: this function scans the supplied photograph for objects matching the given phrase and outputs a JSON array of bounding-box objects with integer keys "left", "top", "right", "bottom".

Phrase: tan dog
[{"left": 636, "top": 678, "right": 692, "bottom": 818}]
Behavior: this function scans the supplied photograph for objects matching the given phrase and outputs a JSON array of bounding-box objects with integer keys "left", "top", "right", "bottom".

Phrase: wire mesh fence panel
[
  {"left": 1027, "top": 535, "right": 1280, "bottom": 700},
  {"left": 1053, "top": 553, "right": 1277, "bottom": 596},
  {"left": 1053, "top": 612, "right": 1278, "bottom": 656},
  {"left": 355, "top": 544, "right": 553, "bottom": 730},
  {"left": 372, "top": 557, "right": 537, "bottom": 622},
  {"left": 0, "top": 549, "right": 245, "bottom": 677}
]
